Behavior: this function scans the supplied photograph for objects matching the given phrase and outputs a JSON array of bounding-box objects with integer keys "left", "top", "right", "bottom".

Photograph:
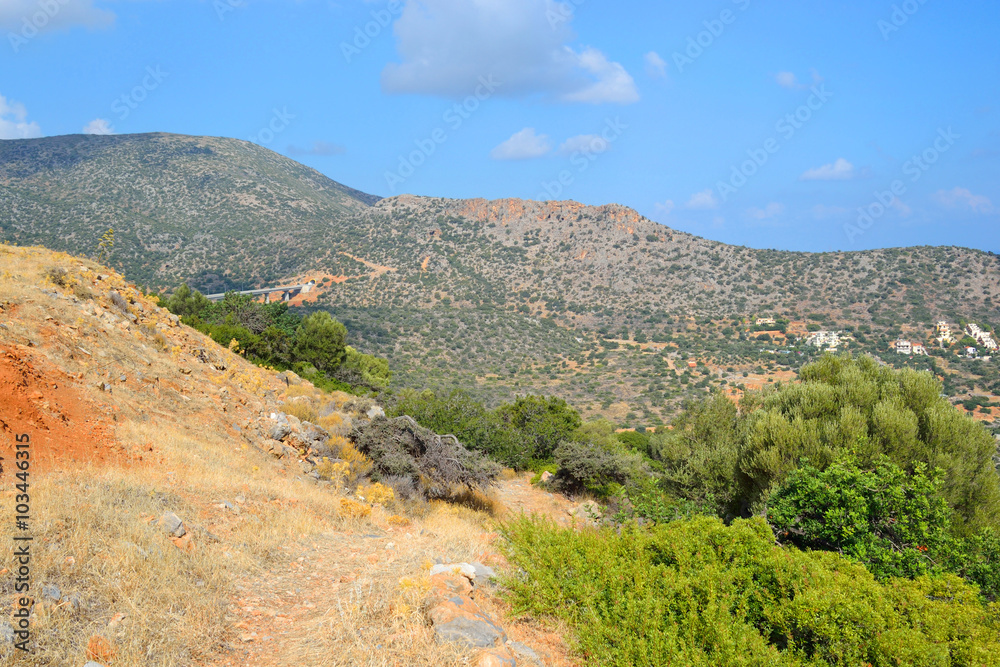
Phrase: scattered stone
[
  {"left": 83, "top": 663, "right": 105, "bottom": 667},
  {"left": 540, "top": 471, "right": 553, "bottom": 483},
  {"left": 156, "top": 512, "right": 186, "bottom": 538},
  {"left": 170, "top": 534, "right": 196, "bottom": 554},
  {"left": 366, "top": 405, "right": 386, "bottom": 420},
  {"left": 470, "top": 562, "right": 497, "bottom": 587},
  {"left": 41, "top": 584, "right": 61, "bottom": 603},
  {"left": 430, "top": 563, "right": 477, "bottom": 582},
  {"left": 476, "top": 649, "right": 517, "bottom": 667},
  {"left": 179, "top": 367, "right": 191, "bottom": 375},
  {"left": 86, "top": 635, "right": 115, "bottom": 662},
  {"left": 507, "top": 640, "right": 542, "bottom": 663},
  {"left": 0, "top": 621, "right": 13, "bottom": 644},
  {"left": 572, "top": 500, "right": 602, "bottom": 521}
]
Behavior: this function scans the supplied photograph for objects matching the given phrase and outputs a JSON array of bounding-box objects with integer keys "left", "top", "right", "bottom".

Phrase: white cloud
[
  {"left": 381, "top": 0, "right": 639, "bottom": 104},
  {"left": 685, "top": 189, "right": 717, "bottom": 210},
  {"left": 775, "top": 69, "right": 823, "bottom": 90},
  {"left": 0, "top": 94, "right": 42, "bottom": 139},
  {"left": 0, "top": 0, "right": 114, "bottom": 33},
  {"left": 775, "top": 71, "right": 798, "bottom": 89},
  {"left": 644, "top": 51, "right": 668, "bottom": 79},
  {"left": 83, "top": 118, "right": 114, "bottom": 135},
  {"left": 748, "top": 202, "right": 785, "bottom": 220},
  {"left": 654, "top": 200, "right": 675, "bottom": 216},
  {"left": 557, "top": 133, "right": 608, "bottom": 155},
  {"left": 490, "top": 127, "right": 552, "bottom": 160},
  {"left": 932, "top": 187, "right": 995, "bottom": 214},
  {"left": 800, "top": 158, "right": 855, "bottom": 181}
]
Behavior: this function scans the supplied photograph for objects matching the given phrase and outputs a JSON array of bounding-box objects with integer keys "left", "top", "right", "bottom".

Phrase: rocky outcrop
[{"left": 425, "top": 564, "right": 542, "bottom": 666}]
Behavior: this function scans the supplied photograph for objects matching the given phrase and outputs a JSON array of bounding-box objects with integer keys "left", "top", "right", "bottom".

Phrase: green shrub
[
  {"left": 553, "top": 424, "right": 647, "bottom": 497},
  {"left": 500, "top": 515, "right": 1000, "bottom": 666},
  {"left": 768, "top": 456, "right": 952, "bottom": 581},
  {"left": 293, "top": 311, "right": 348, "bottom": 372}
]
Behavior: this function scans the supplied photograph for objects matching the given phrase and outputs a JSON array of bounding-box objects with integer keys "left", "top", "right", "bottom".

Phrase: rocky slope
[{"left": 0, "top": 244, "right": 582, "bottom": 666}]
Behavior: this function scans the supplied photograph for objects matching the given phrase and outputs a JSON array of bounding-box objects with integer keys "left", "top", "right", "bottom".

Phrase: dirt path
[{"left": 204, "top": 476, "right": 582, "bottom": 667}]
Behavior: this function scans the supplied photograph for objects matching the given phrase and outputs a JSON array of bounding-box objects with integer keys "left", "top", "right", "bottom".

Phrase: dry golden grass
[{"left": 0, "top": 246, "right": 578, "bottom": 667}]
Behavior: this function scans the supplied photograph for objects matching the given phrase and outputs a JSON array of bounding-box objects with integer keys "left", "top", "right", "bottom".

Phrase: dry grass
[{"left": 0, "top": 246, "right": 575, "bottom": 667}]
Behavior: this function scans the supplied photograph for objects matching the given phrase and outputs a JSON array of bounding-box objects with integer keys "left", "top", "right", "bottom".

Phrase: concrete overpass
[{"left": 205, "top": 281, "right": 316, "bottom": 303}]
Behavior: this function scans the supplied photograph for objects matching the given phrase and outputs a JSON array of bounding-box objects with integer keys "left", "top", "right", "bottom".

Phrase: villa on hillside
[
  {"left": 936, "top": 321, "right": 954, "bottom": 345},
  {"left": 967, "top": 323, "right": 999, "bottom": 351},
  {"left": 756, "top": 317, "right": 776, "bottom": 326},
  {"left": 967, "top": 347, "right": 979, "bottom": 359},
  {"left": 912, "top": 343, "right": 928, "bottom": 356},
  {"left": 895, "top": 340, "right": 913, "bottom": 355},
  {"left": 806, "top": 330, "right": 841, "bottom": 351}
]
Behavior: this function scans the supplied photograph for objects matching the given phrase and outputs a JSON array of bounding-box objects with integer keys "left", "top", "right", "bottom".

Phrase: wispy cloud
[
  {"left": 490, "top": 127, "right": 552, "bottom": 160},
  {"left": 0, "top": 94, "right": 42, "bottom": 139},
  {"left": 0, "top": 0, "right": 114, "bottom": 33},
  {"left": 932, "top": 187, "right": 995, "bottom": 214},
  {"left": 685, "top": 189, "right": 718, "bottom": 210},
  {"left": 747, "top": 202, "right": 785, "bottom": 220},
  {"left": 800, "top": 158, "right": 855, "bottom": 181},
  {"left": 654, "top": 200, "right": 675, "bottom": 216},
  {"left": 382, "top": 0, "right": 639, "bottom": 105},
  {"left": 557, "top": 133, "right": 609, "bottom": 155},
  {"left": 644, "top": 51, "right": 668, "bottom": 79},
  {"left": 775, "top": 68, "right": 823, "bottom": 90},
  {"left": 287, "top": 141, "right": 346, "bottom": 157}
]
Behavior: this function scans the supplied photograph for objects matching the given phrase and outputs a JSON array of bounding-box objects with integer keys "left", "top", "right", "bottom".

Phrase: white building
[
  {"left": 912, "top": 343, "right": 927, "bottom": 356},
  {"left": 967, "top": 324, "right": 999, "bottom": 351},
  {"left": 806, "top": 330, "right": 842, "bottom": 351},
  {"left": 936, "top": 321, "right": 954, "bottom": 345},
  {"left": 895, "top": 340, "right": 913, "bottom": 355}
]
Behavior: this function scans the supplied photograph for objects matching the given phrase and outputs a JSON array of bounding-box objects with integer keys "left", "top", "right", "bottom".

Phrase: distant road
[{"left": 205, "top": 281, "right": 315, "bottom": 303}]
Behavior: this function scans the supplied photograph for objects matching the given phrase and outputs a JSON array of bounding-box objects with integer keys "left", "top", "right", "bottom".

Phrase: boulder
[
  {"left": 366, "top": 405, "right": 386, "bottom": 420},
  {"left": 156, "top": 512, "right": 186, "bottom": 538},
  {"left": 539, "top": 471, "right": 553, "bottom": 483}
]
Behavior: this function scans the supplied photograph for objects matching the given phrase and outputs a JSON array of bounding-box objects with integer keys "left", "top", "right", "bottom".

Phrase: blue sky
[{"left": 1, "top": 0, "right": 998, "bottom": 253}]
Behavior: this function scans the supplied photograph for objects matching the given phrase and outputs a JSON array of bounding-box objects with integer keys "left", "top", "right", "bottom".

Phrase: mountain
[
  {"left": 3, "top": 133, "right": 999, "bottom": 422},
  {"left": 0, "top": 132, "right": 378, "bottom": 293}
]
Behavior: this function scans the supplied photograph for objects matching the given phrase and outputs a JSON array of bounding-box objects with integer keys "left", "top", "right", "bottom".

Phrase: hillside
[
  {"left": 0, "top": 133, "right": 378, "bottom": 293},
  {"left": 2, "top": 133, "right": 999, "bottom": 423},
  {"left": 0, "top": 244, "right": 582, "bottom": 666}
]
